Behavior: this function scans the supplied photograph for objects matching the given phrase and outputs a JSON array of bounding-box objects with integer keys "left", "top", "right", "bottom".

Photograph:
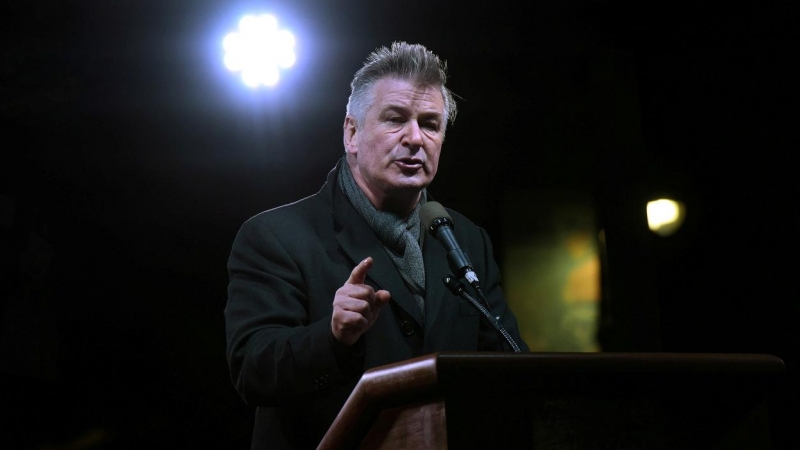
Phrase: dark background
[{"left": 2, "top": 1, "right": 798, "bottom": 449}]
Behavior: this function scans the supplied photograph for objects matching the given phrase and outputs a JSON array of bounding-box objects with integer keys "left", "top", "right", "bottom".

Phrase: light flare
[{"left": 223, "top": 14, "right": 296, "bottom": 88}]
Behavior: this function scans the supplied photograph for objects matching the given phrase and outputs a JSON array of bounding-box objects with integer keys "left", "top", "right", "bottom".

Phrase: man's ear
[{"left": 343, "top": 116, "right": 358, "bottom": 155}]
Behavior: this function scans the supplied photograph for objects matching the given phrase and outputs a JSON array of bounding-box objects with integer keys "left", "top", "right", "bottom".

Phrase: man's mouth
[{"left": 395, "top": 158, "right": 423, "bottom": 170}]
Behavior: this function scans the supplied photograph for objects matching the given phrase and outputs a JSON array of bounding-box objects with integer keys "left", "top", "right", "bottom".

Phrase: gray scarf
[{"left": 338, "top": 160, "right": 427, "bottom": 316}]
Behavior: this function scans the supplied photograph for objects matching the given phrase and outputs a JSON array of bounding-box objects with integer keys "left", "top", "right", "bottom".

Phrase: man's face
[{"left": 344, "top": 77, "right": 445, "bottom": 211}]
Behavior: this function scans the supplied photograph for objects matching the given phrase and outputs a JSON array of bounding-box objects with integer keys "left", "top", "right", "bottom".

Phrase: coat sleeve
[{"left": 224, "top": 215, "right": 363, "bottom": 406}]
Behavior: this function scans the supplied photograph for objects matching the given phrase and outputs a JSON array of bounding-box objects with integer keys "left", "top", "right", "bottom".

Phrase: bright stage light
[
  {"left": 647, "top": 198, "right": 686, "bottom": 237},
  {"left": 223, "top": 14, "right": 296, "bottom": 88}
]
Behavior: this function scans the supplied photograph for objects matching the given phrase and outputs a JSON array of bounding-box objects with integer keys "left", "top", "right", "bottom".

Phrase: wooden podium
[{"left": 318, "top": 352, "right": 787, "bottom": 450}]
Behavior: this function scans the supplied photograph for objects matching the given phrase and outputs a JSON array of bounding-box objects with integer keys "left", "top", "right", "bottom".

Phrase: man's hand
[{"left": 331, "top": 257, "right": 391, "bottom": 346}]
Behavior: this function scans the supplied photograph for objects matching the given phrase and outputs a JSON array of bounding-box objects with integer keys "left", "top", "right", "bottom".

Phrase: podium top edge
[{"left": 430, "top": 351, "right": 786, "bottom": 373}]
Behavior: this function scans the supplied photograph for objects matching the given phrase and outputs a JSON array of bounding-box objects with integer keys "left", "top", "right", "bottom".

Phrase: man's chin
[{"left": 390, "top": 177, "right": 430, "bottom": 192}]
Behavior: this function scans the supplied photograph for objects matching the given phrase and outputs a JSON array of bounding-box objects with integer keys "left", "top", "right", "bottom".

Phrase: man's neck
[{"left": 375, "top": 193, "right": 421, "bottom": 219}]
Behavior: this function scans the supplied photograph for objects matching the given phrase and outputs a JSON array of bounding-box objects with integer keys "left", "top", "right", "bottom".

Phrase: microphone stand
[{"left": 443, "top": 276, "right": 522, "bottom": 353}]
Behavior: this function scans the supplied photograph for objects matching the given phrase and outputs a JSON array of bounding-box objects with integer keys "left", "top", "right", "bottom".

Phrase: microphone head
[{"left": 419, "top": 201, "right": 452, "bottom": 233}]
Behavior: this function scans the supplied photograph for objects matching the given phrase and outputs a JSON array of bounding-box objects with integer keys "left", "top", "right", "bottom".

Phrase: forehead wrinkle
[{"left": 379, "top": 103, "right": 443, "bottom": 120}]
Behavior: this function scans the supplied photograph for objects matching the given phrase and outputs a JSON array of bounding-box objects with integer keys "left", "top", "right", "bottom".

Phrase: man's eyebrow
[{"left": 418, "top": 111, "right": 443, "bottom": 120}]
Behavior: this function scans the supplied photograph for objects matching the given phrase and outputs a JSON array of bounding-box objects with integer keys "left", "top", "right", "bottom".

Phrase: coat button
[
  {"left": 400, "top": 320, "right": 415, "bottom": 336},
  {"left": 314, "top": 375, "right": 330, "bottom": 390}
]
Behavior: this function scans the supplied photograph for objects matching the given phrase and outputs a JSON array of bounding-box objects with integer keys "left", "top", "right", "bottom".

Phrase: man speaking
[{"left": 225, "top": 41, "right": 528, "bottom": 449}]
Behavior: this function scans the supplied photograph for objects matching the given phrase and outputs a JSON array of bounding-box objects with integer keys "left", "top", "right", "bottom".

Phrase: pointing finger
[{"left": 347, "top": 257, "right": 373, "bottom": 285}]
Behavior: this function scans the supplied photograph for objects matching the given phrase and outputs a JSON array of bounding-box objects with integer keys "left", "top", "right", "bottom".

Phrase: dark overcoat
[{"left": 225, "top": 159, "right": 527, "bottom": 449}]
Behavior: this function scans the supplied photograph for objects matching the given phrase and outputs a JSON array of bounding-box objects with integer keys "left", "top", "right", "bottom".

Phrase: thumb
[
  {"left": 374, "top": 289, "right": 391, "bottom": 306},
  {"left": 346, "top": 257, "right": 373, "bottom": 285}
]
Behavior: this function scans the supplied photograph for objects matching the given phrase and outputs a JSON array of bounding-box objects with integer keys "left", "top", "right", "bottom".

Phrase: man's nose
[{"left": 402, "top": 121, "right": 424, "bottom": 148}]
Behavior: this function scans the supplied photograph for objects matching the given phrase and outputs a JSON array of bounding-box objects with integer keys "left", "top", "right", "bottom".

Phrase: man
[{"left": 225, "top": 41, "right": 528, "bottom": 449}]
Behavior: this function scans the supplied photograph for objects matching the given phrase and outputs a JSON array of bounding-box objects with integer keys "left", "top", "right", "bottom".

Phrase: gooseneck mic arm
[{"left": 444, "top": 276, "right": 522, "bottom": 353}]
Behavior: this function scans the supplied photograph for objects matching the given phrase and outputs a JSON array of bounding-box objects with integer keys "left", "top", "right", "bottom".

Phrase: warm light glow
[
  {"left": 647, "top": 198, "right": 686, "bottom": 237},
  {"left": 223, "top": 14, "right": 296, "bottom": 88}
]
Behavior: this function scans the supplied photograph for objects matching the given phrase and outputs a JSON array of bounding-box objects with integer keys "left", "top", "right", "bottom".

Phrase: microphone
[{"left": 419, "top": 201, "right": 480, "bottom": 290}]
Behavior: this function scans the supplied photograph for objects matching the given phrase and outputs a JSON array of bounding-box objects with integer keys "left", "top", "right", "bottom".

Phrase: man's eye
[
  {"left": 422, "top": 122, "right": 440, "bottom": 131},
  {"left": 386, "top": 116, "right": 404, "bottom": 123}
]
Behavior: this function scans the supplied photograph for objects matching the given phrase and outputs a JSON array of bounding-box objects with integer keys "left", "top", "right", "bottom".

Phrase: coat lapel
[{"left": 421, "top": 224, "right": 453, "bottom": 335}]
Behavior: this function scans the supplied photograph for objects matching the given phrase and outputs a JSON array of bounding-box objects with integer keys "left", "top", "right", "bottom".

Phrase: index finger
[{"left": 347, "top": 257, "right": 373, "bottom": 285}]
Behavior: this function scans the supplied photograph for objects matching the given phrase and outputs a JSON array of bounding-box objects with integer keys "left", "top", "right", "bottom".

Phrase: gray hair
[{"left": 346, "top": 41, "right": 458, "bottom": 132}]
